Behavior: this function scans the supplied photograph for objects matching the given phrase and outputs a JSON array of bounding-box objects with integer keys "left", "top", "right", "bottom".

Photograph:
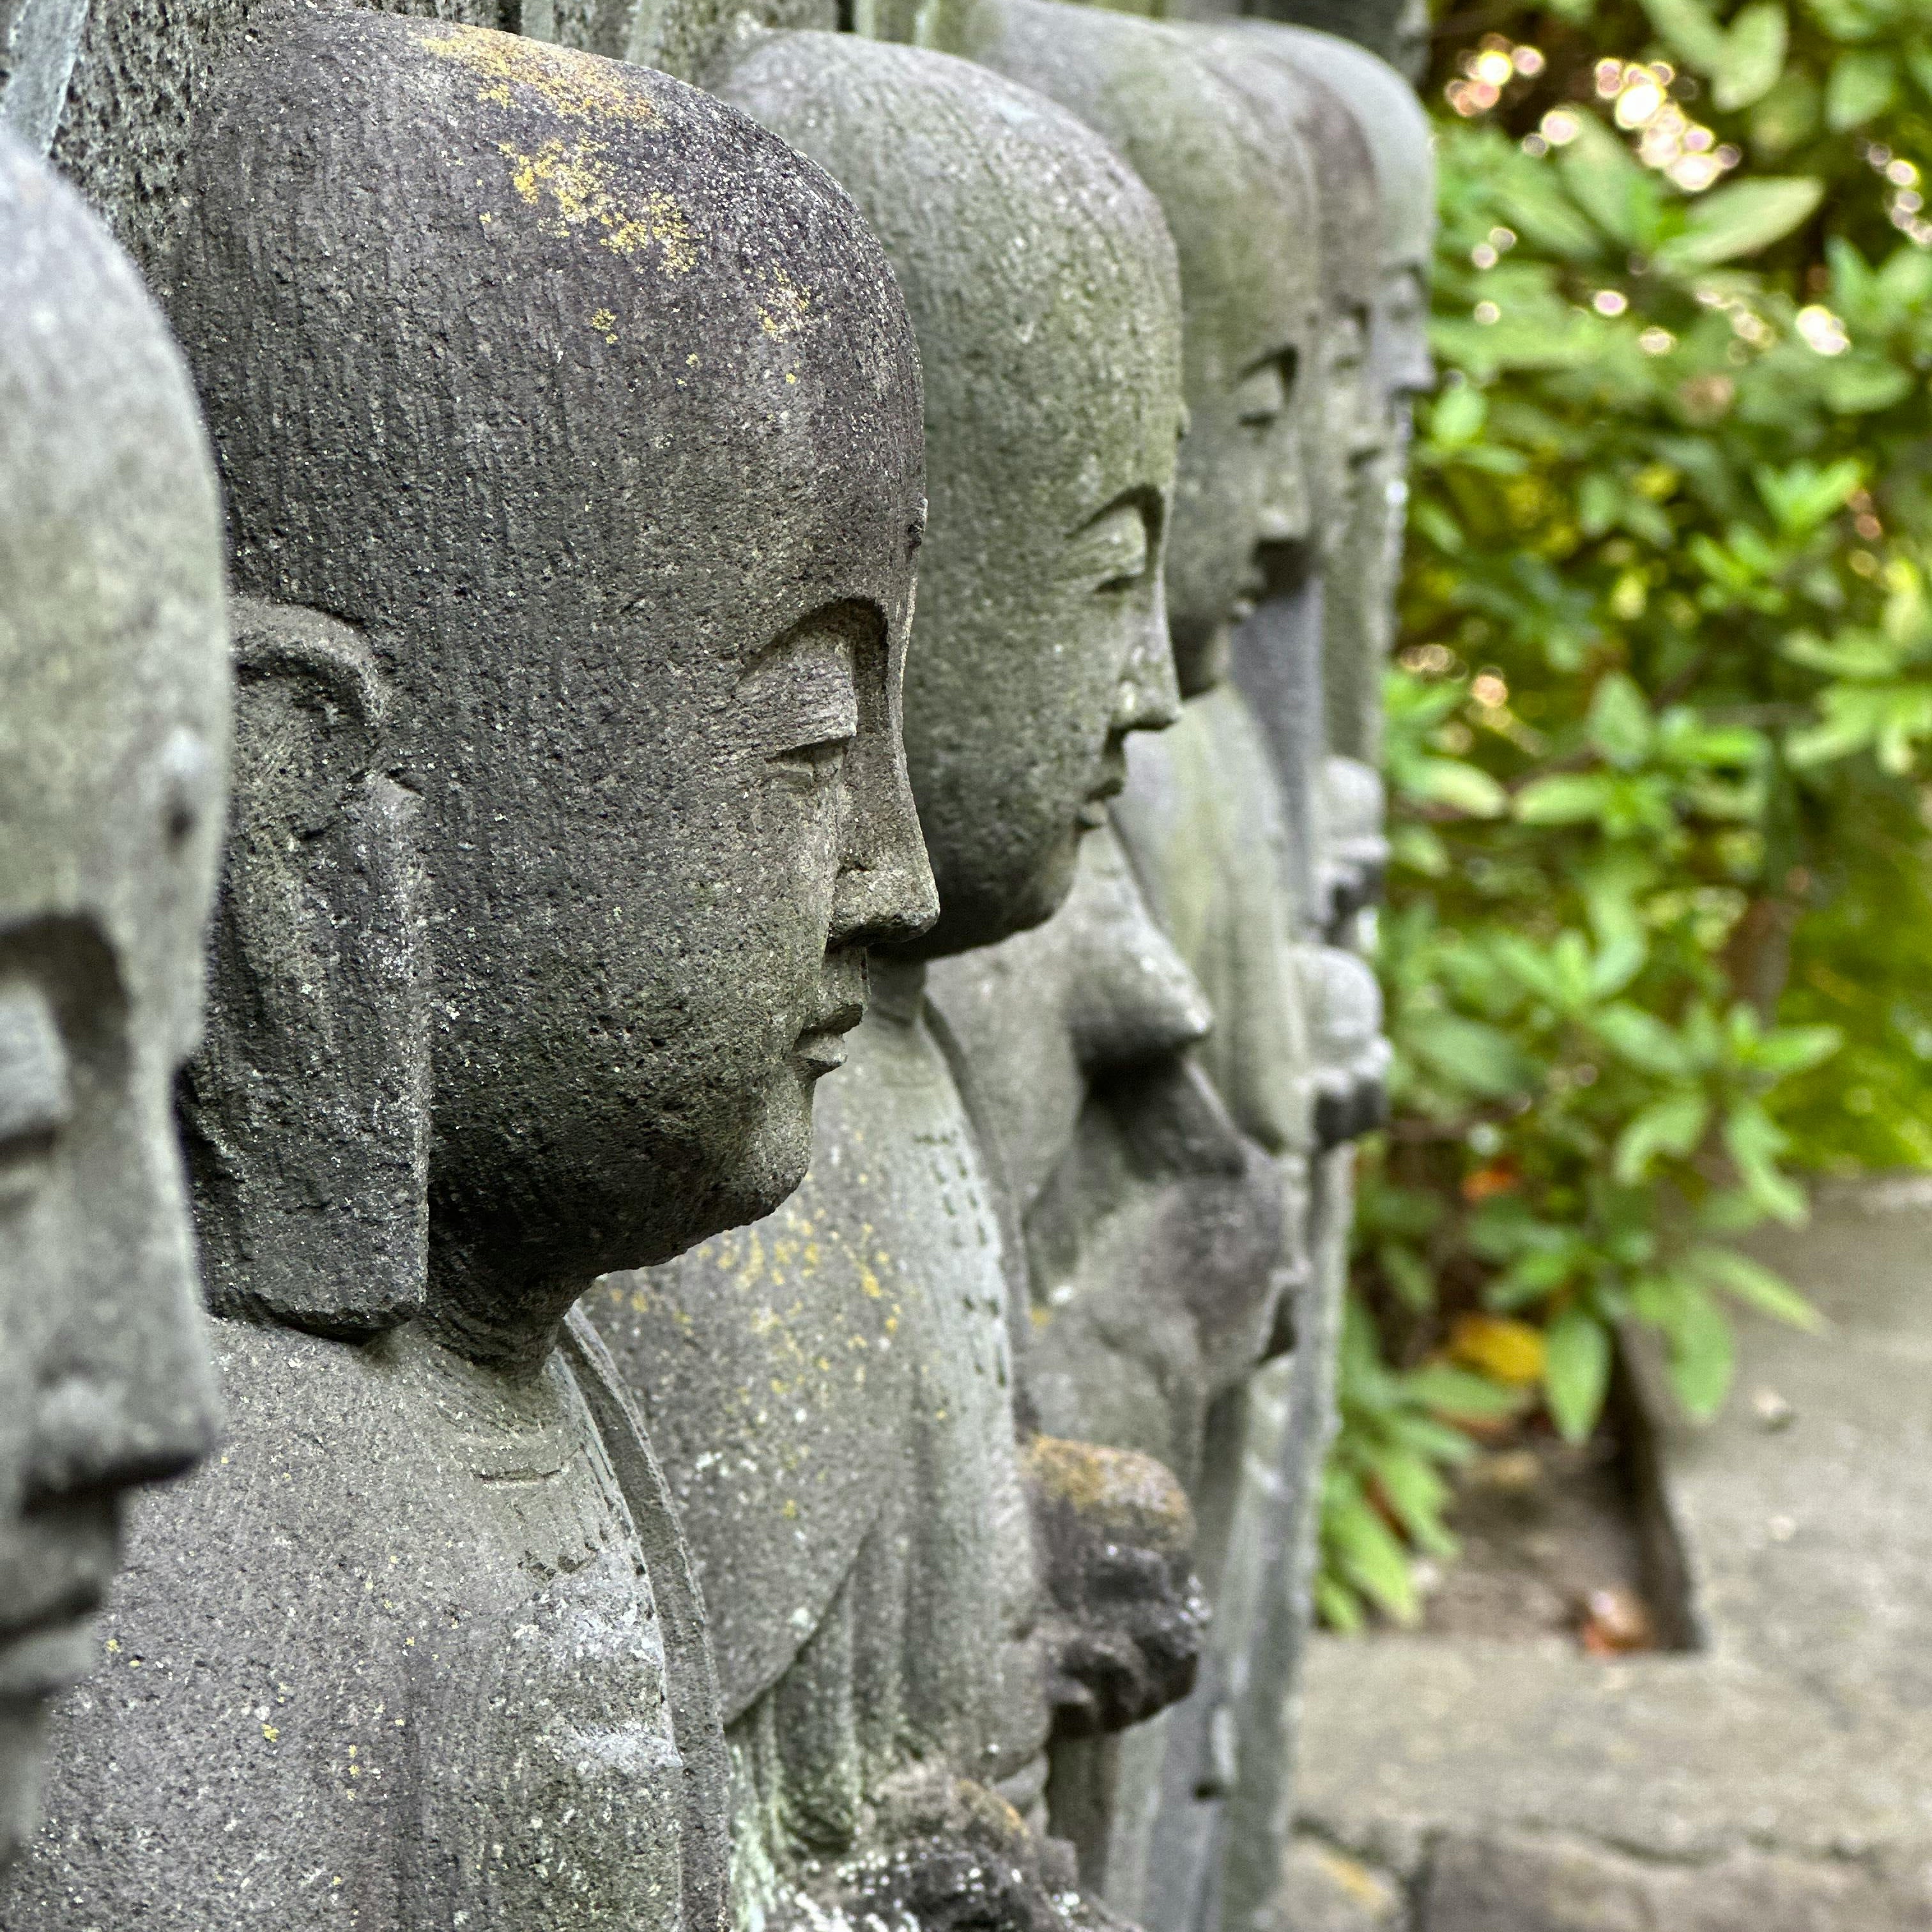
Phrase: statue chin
[{"left": 0, "top": 1706, "right": 50, "bottom": 1875}]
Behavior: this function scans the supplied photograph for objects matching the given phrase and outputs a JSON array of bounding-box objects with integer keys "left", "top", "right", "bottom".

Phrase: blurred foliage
[{"left": 1322, "top": 0, "right": 1932, "bottom": 1630}]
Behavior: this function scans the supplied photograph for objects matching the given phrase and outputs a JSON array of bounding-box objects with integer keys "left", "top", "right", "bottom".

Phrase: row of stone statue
[{"left": 0, "top": 2, "right": 1430, "bottom": 1928}]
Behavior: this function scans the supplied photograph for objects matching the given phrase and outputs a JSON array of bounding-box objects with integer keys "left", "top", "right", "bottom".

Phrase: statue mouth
[
  {"left": 0, "top": 1592, "right": 106, "bottom": 1703},
  {"left": 1078, "top": 746, "right": 1129, "bottom": 830},
  {"left": 794, "top": 991, "right": 867, "bottom": 1075}
]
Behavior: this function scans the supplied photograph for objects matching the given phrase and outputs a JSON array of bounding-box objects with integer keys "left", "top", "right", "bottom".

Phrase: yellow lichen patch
[
  {"left": 418, "top": 23, "right": 661, "bottom": 127},
  {"left": 1025, "top": 1435, "right": 1195, "bottom": 1553},
  {"left": 755, "top": 263, "right": 813, "bottom": 339},
  {"left": 498, "top": 138, "right": 697, "bottom": 273}
]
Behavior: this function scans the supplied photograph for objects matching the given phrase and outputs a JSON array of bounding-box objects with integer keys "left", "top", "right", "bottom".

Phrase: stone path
[{"left": 1276, "top": 1176, "right": 1932, "bottom": 1931}]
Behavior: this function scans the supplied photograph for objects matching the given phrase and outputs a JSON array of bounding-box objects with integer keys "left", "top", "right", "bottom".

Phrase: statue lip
[
  {"left": 1078, "top": 745, "right": 1130, "bottom": 830},
  {"left": 0, "top": 1588, "right": 107, "bottom": 1702},
  {"left": 794, "top": 995, "right": 867, "bottom": 1075}
]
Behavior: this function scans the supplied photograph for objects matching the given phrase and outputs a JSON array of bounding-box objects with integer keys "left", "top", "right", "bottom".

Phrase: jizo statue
[
  {"left": 0, "top": 131, "right": 227, "bottom": 1876},
  {"left": 1, "top": 8, "right": 935, "bottom": 1925},
  {"left": 841, "top": 1, "right": 1336, "bottom": 1910},
  {"left": 1243, "top": 0, "right": 1430, "bottom": 84},
  {"left": 589, "top": 31, "right": 1205, "bottom": 1929}
]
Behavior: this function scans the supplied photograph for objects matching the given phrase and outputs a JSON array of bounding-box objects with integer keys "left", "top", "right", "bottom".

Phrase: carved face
[
  {"left": 721, "top": 34, "right": 1185, "bottom": 958},
  {"left": 171, "top": 15, "right": 935, "bottom": 1363},
  {"left": 1235, "top": 26, "right": 1392, "bottom": 559},
  {"left": 953, "top": 1, "right": 1315, "bottom": 700},
  {"left": 0, "top": 138, "right": 226, "bottom": 1866}
]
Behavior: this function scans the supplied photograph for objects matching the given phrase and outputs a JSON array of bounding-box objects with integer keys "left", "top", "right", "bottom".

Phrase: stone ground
[{"left": 1278, "top": 1176, "right": 1932, "bottom": 1931}]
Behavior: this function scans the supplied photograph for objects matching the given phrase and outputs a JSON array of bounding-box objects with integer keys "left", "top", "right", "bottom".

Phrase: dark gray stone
[
  {"left": 1233, "top": 24, "right": 1432, "bottom": 765},
  {"left": 1421, "top": 1831, "right": 1924, "bottom": 1932},
  {"left": 928, "top": 0, "right": 1315, "bottom": 699},
  {"left": 3, "top": 10, "right": 935, "bottom": 1925},
  {"left": 0, "top": 130, "right": 227, "bottom": 1873},
  {"left": 28, "top": 0, "right": 835, "bottom": 288},
  {"left": 592, "top": 28, "right": 1197, "bottom": 1929},
  {"left": 1240, "top": 0, "right": 1429, "bottom": 86}
]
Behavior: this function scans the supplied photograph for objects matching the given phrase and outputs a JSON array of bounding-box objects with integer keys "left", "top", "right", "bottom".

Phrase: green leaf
[
  {"left": 1514, "top": 772, "right": 1614, "bottom": 825},
  {"left": 1327, "top": 1488, "right": 1419, "bottom": 1624},
  {"left": 1614, "top": 1091, "right": 1712, "bottom": 1181},
  {"left": 1558, "top": 114, "right": 1653, "bottom": 252},
  {"left": 1544, "top": 1305, "right": 1612, "bottom": 1443},
  {"left": 1403, "top": 756, "right": 1509, "bottom": 817},
  {"left": 1593, "top": 1002, "right": 1692, "bottom": 1077},
  {"left": 1722, "top": 1101, "right": 1807, "bottom": 1223},
  {"left": 1754, "top": 458, "right": 1863, "bottom": 535},
  {"left": 1315, "top": 1574, "right": 1365, "bottom": 1634},
  {"left": 1638, "top": 0, "right": 1729, "bottom": 72},
  {"left": 1402, "top": 1363, "right": 1530, "bottom": 1420},
  {"left": 1408, "top": 1014, "right": 1535, "bottom": 1098},
  {"left": 1713, "top": 2, "right": 1788, "bottom": 112},
  {"left": 1371, "top": 1447, "right": 1457, "bottom": 1554},
  {"left": 1685, "top": 1246, "right": 1825, "bottom": 1330},
  {"left": 1748, "top": 1023, "right": 1842, "bottom": 1075},
  {"left": 1655, "top": 178, "right": 1823, "bottom": 272},
  {"left": 1666, "top": 1282, "right": 1735, "bottom": 1416},
  {"left": 1430, "top": 383, "right": 1487, "bottom": 448},
  {"left": 1827, "top": 49, "right": 1898, "bottom": 128},
  {"left": 1587, "top": 672, "right": 1655, "bottom": 768}
]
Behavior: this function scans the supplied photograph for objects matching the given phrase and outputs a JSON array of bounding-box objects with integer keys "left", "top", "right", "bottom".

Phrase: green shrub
[{"left": 1324, "top": 0, "right": 1932, "bottom": 1630}]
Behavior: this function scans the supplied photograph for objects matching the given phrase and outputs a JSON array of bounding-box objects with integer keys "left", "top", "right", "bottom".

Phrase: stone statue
[
  {"left": 1197, "top": 35, "right": 1431, "bottom": 1932},
  {"left": 0, "top": 10, "right": 935, "bottom": 1926},
  {"left": 588, "top": 31, "right": 1202, "bottom": 1929},
  {"left": 0, "top": 129, "right": 227, "bottom": 1877},
  {"left": 836, "top": 2, "right": 1328, "bottom": 1912},
  {"left": 1240, "top": 0, "right": 1430, "bottom": 86},
  {"left": 8, "top": 0, "right": 841, "bottom": 288}
]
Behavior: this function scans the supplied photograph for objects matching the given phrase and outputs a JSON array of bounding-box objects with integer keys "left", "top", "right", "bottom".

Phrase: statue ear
[{"left": 179, "top": 597, "right": 429, "bottom": 1335}]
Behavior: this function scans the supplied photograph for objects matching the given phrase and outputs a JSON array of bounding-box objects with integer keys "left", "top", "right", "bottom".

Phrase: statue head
[
  {"left": 1225, "top": 25, "right": 1382, "bottom": 566},
  {"left": 1266, "top": 27, "right": 1436, "bottom": 417},
  {"left": 718, "top": 31, "right": 1185, "bottom": 956},
  {"left": 943, "top": 0, "right": 1317, "bottom": 698},
  {"left": 1244, "top": 0, "right": 1430, "bottom": 84},
  {"left": 169, "top": 6, "right": 935, "bottom": 1367},
  {"left": 0, "top": 134, "right": 227, "bottom": 1867}
]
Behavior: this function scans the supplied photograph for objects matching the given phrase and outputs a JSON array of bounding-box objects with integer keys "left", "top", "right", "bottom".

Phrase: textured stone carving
[
  {"left": 847, "top": 4, "right": 1334, "bottom": 1915},
  {"left": 0, "top": 128, "right": 227, "bottom": 1876},
  {"left": 590, "top": 28, "right": 1198, "bottom": 1928},
  {"left": 1, "top": 10, "right": 933, "bottom": 1926}
]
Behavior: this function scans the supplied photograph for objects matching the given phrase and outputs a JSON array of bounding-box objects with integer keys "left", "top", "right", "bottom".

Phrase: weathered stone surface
[
  {"left": 1273, "top": 1836, "right": 1408, "bottom": 1932},
  {"left": 4, "top": 12, "right": 935, "bottom": 1926},
  {"left": 932, "top": 825, "right": 1285, "bottom": 1498},
  {"left": 1238, "top": 24, "right": 1434, "bottom": 769},
  {"left": 594, "top": 26, "right": 1193, "bottom": 1928},
  {"left": 1241, "top": 0, "right": 1430, "bottom": 86},
  {"left": 1421, "top": 1830, "right": 1925, "bottom": 1932},
  {"left": 0, "top": 127, "right": 227, "bottom": 1874},
  {"left": 15, "top": 0, "right": 834, "bottom": 283},
  {"left": 931, "top": 0, "right": 1314, "bottom": 698},
  {"left": 1289, "top": 1182, "right": 1932, "bottom": 1932}
]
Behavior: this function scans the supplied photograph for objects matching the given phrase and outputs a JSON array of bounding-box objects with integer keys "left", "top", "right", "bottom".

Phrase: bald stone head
[
  {"left": 1257, "top": 25, "right": 1436, "bottom": 413},
  {"left": 1214, "top": 26, "right": 1384, "bottom": 564},
  {"left": 1246, "top": 0, "right": 1429, "bottom": 84},
  {"left": 169, "top": 4, "right": 935, "bottom": 1367},
  {"left": 941, "top": 0, "right": 1315, "bottom": 697},
  {"left": 0, "top": 132, "right": 227, "bottom": 1868},
  {"left": 718, "top": 31, "right": 1185, "bottom": 956}
]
